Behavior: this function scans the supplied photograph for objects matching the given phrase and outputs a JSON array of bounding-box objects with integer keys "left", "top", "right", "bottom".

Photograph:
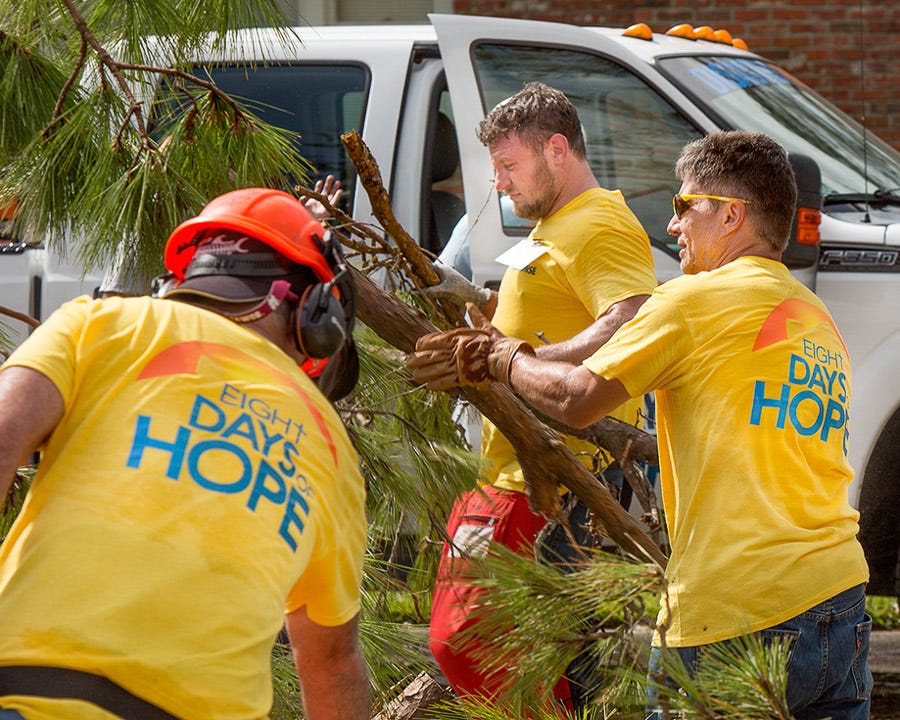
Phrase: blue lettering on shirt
[
  {"left": 126, "top": 387, "right": 315, "bottom": 551},
  {"left": 749, "top": 339, "right": 849, "bottom": 456}
]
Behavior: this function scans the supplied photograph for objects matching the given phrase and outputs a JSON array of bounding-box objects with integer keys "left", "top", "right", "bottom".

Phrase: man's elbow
[
  {"left": 558, "top": 397, "right": 598, "bottom": 429},
  {"left": 557, "top": 368, "right": 626, "bottom": 429},
  {"left": 552, "top": 373, "right": 600, "bottom": 428}
]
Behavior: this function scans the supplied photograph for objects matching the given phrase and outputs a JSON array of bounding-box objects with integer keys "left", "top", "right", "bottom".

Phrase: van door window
[
  {"left": 421, "top": 87, "right": 465, "bottom": 256},
  {"left": 472, "top": 43, "right": 702, "bottom": 255},
  {"left": 175, "top": 63, "right": 368, "bottom": 214}
]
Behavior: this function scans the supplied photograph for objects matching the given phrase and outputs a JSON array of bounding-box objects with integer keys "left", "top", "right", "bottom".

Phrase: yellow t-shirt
[
  {"left": 484, "top": 187, "right": 657, "bottom": 492},
  {"left": 0, "top": 296, "right": 366, "bottom": 719},
  {"left": 584, "top": 256, "right": 869, "bottom": 646}
]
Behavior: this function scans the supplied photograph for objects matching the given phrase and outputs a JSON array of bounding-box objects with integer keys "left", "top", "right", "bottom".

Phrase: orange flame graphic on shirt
[{"left": 752, "top": 298, "right": 848, "bottom": 355}]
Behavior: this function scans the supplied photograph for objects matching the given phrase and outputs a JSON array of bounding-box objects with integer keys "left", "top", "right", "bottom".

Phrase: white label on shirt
[{"left": 494, "top": 239, "right": 548, "bottom": 270}]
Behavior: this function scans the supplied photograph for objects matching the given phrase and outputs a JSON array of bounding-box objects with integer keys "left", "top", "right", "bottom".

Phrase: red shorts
[{"left": 429, "top": 485, "right": 573, "bottom": 711}]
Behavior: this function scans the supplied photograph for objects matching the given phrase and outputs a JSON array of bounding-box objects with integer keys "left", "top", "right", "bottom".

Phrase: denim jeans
[
  {"left": 0, "top": 711, "right": 26, "bottom": 719},
  {"left": 647, "top": 584, "right": 872, "bottom": 720}
]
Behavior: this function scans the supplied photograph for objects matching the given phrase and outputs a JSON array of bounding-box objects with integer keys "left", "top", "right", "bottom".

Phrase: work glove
[
  {"left": 407, "top": 328, "right": 493, "bottom": 391},
  {"left": 423, "top": 264, "right": 492, "bottom": 309},
  {"left": 465, "top": 302, "right": 535, "bottom": 384},
  {"left": 407, "top": 309, "right": 535, "bottom": 391}
]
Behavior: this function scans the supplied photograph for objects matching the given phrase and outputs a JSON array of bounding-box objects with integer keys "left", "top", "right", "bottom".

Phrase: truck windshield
[{"left": 656, "top": 56, "right": 900, "bottom": 199}]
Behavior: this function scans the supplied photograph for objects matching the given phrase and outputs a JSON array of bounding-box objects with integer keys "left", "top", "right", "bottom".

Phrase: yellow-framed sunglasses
[{"left": 672, "top": 193, "right": 752, "bottom": 219}]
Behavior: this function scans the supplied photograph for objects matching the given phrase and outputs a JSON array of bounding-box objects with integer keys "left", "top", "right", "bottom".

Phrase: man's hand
[
  {"left": 487, "top": 335, "right": 535, "bottom": 385},
  {"left": 407, "top": 327, "right": 493, "bottom": 391},
  {"left": 302, "top": 175, "right": 344, "bottom": 221},
  {"left": 423, "top": 264, "right": 492, "bottom": 309},
  {"left": 465, "top": 302, "right": 535, "bottom": 385}
]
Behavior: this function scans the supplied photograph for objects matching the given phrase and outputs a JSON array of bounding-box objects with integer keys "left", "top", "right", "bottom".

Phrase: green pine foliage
[{"left": 0, "top": 0, "right": 308, "bottom": 278}]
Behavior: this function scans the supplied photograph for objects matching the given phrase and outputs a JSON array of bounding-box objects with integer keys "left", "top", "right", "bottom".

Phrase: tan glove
[
  {"left": 465, "top": 302, "right": 535, "bottom": 385},
  {"left": 407, "top": 321, "right": 536, "bottom": 391},
  {"left": 487, "top": 336, "right": 535, "bottom": 386},
  {"left": 407, "top": 328, "right": 493, "bottom": 391},
  {"left": 465, "top": 302, "right": 502, "bottom": 339}
]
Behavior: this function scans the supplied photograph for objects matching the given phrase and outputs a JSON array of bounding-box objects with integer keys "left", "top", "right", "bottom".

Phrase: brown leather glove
[
  {"left": 465, "top": 302, "right": 503, "bottom": 339},
  {"left": 487, "top": 336, "right": 536, "bottom": 386},
  {"left": 407, "top": 328, "right": 494, "bottom": 391},
  {"left": 464, "top": 303, "right": 536, "bottom": 384}
]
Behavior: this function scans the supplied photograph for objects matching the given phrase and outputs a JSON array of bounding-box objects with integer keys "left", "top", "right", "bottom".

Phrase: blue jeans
[
  {"left": 0, "top": 711, "right": 26, "bottom": 719},
  {"left": 648, "top": 584, "right": 873, "bottom": 720}
]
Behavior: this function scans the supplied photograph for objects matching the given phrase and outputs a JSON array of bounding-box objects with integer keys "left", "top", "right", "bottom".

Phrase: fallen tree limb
[
  {"left": 341, "top": 129, "right": 666, "bottom": 566},
  {"left": 341, "top": 131, "right": 464, "bottom": 326},
  {"left": 349, "top": 266, "right": 666, "bottom": 567},
  {"left": 342, "top": 133, "right": 439, "bottom": 285}
]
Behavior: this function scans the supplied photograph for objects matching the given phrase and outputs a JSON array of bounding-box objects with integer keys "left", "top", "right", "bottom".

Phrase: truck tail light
[{"left": 796, "top": 207, "right": 821, "bottom": 245}]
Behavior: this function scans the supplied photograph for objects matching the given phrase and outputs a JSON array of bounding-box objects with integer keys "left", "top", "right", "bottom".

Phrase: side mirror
[{"left": 784, "top": 153, "right": 822, "bottom": 290}]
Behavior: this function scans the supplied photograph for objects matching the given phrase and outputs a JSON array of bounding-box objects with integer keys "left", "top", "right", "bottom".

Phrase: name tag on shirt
[{"left": 494, "top": 239, "right": 548, "bottom": 270}]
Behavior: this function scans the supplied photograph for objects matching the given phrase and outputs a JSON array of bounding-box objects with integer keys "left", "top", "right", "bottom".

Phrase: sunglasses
[{"left": 672, "top": 193, "right": 752, "bottom": 219}]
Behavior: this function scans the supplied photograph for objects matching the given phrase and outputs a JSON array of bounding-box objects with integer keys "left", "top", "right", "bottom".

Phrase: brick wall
[{"left": 453, "top": 0, "right": 900, "bottom": 151}]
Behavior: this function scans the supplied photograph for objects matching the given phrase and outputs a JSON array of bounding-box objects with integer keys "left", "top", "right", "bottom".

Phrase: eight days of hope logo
[
  {"left": 749, "top": 298, "right": 850, "bottom": 455},
  {"left": 125, "top": 342, "right": 337, "bottom": 552}
]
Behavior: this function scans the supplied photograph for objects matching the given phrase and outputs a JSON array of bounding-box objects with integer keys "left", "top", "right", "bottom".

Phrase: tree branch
[
  {"left": 340, "top": 131, "right": 666, "bottom": 566},
  {"left": 0, "top": 304, "right": 41, "bottom": 329},
  {"left": 349, "top": 266, "right": 666, "bottom": 567}
]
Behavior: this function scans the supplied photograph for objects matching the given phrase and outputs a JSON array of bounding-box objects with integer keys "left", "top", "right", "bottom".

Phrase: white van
[{"left": 3, "top": 14, "right": 898, "bottom": 596}]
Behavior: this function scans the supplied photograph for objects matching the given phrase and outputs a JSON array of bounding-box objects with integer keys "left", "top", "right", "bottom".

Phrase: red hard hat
[{"left": 164, "top": 188, "right": 333, "bottom": 282}]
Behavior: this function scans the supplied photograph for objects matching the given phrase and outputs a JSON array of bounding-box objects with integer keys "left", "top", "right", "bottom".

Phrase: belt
[{"left": 0, "top": 665, "right": 181, "bottom": 720}]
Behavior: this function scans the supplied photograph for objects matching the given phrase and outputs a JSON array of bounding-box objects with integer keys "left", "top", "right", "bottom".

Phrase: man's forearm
[
  {"left": 507, "top": 354, "right": 630, "bottom": 429},
  {"left": 535, "top": 294, "right": 649, "bottom": 363},
  {"left": 288, "top": 610, "right": 370, "bottom": 720}
]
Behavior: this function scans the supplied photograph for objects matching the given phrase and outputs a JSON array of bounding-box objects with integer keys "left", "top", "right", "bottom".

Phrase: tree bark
[{"left": 371, "top": 672, "right": 452, "bottom": 720}]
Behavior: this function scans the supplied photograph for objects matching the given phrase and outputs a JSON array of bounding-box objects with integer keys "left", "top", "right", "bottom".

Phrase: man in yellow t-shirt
[
  {"left": 411, "top": 131, "right": 872, "bottom": 720},
  {"left": 0, "top": 189, "right": 369, "bottom": 720},
  {"left": 423, "top": 82, "right": 657, "bottom": 711}
]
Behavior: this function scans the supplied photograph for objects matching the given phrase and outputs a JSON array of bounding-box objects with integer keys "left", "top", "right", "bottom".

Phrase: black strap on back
[{"left": 0, "top": 665, "right": 182, "bottom": 720}]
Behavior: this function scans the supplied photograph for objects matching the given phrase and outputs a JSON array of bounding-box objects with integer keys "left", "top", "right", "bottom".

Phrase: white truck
[{"left": 2, "top": 14, "right": 898, "bottom": 597}]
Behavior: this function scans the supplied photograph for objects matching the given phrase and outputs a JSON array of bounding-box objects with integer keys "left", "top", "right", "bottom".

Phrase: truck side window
[
  {"left": 472, "top": 43, "right": 702, "bottom": 254},
  {"left": 422, "top": 89, "right": 465, "bottom": 256},
  {"left": 169, "top": 63, "right": 369, "bottom": 214}
]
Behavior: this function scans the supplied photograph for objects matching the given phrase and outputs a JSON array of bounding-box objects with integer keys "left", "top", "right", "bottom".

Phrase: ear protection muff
[
  {"left": 296, "top": 282, "right": 347, "bottom": 359},
  {"left": 294, "top": 230, "right": 356, "bottom": 361}
]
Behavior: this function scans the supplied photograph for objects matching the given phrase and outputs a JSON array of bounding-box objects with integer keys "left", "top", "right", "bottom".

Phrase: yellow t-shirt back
[
  {"left": 0, "top": 296, "right": 366, "bottom": 719},
  {"left": 585, "top": 257, "right": 868, "bottom": 645}
]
